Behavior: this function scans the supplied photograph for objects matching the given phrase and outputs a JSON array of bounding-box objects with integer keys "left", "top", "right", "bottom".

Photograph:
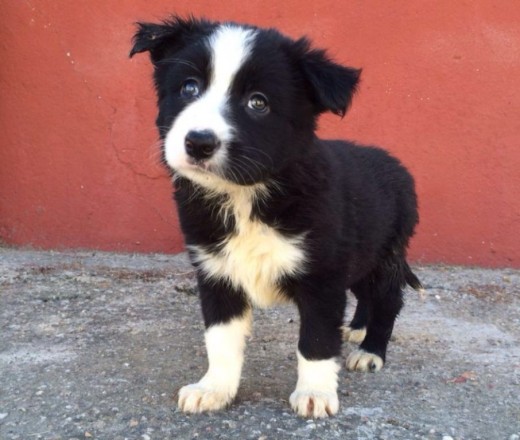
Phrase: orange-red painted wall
[{"left": 1, "top": 1, "right": 519, "bottom": 267}]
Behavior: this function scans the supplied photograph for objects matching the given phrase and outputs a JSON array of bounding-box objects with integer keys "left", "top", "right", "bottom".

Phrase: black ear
[
  {"left": 296, "top": 38, "right": 361, "bottom": 116},
  {"left": 129, "top": 16, "right": 214, "bottom": 63},
  {"left": 129, "top": 22, "right": 176, "bottom": 60}
]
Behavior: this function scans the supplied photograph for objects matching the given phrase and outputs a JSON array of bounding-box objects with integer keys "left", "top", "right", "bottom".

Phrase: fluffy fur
[{"left": 130, "top": 16, "right": 421, "bottom": 418}]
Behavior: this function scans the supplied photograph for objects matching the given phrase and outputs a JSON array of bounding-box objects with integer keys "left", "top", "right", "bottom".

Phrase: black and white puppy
[{"left": 130, "top": 16, "right": 421, "bottom": 418}]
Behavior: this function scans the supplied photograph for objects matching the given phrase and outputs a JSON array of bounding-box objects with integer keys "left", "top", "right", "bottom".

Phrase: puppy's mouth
[
  {"left": 179, "top": 157, "right": 228, "bottom": 181},
  {"left": 186, "top": 157, "right": 212, "bottom": 171}
]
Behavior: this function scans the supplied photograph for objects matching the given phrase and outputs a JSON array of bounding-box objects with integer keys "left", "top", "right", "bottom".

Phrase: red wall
[{"left": 1, "top": 1, "right": 519, "bottom": 267}]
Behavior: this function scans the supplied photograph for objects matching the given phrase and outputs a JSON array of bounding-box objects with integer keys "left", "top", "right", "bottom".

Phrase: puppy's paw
[
  {"left": 178, "top": 383, "right": 234, "bottom": 413},
  {"left": 290, "top": 390, "right": 339, "bottom": 418},
  {"left": 342, "top": 326, "right": 367, "bottom": 343},
  {"left": 346, "top": 349, "right": 384, "bottom": 372}
]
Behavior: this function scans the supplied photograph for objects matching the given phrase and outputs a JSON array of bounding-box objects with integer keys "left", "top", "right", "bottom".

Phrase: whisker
[
  {"left": 240, "top": 145, "right": 275, "bottom": 168},
  {"left": 238, "top": 155, "right": 266, "bottom": 178},
  {"left": 230, "top": 157, "right": 259, "bottom": 185}
]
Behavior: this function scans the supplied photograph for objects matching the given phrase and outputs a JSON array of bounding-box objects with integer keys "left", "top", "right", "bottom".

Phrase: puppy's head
[{"left": 131, "top": 16, "right": 360, "bottom": 187}]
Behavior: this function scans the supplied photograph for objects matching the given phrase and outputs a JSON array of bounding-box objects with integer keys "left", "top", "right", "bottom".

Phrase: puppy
[{"left": 130, "top": 16, "right": 421, "bottom": 418}]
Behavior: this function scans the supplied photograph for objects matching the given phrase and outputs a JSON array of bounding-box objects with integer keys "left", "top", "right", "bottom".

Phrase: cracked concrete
[{"left": 0, "top": 248, "right": 519, "bottom": 439}]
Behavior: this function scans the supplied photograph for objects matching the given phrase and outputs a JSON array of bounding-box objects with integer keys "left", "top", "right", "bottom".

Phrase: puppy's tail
[{"left": 404, "top": 262, "right": 423, "bottom": 291}]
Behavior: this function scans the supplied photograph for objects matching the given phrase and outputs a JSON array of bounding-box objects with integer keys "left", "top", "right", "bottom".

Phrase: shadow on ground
[{"left": 1, "top": 248, "right": 519, "bottom": 439}]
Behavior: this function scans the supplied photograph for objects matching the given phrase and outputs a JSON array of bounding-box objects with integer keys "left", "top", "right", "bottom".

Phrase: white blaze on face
[{"left": 164, "top": 25, "right": 256, "bottom": 182}]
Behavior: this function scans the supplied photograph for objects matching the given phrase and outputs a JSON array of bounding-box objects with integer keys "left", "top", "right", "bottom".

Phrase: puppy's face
[{"left": 131, "top": 17, "right": 360, "bottom": 186}]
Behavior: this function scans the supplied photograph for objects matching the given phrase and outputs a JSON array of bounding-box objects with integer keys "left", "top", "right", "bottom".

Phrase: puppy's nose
[{"left": 185, "top": 130, "right": 220, "bottom": 160}]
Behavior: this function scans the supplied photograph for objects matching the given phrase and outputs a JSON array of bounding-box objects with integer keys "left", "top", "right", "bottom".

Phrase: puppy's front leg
[
  {"left": 290, "top": 274, "right": 346, "bottom": 418},
  {"left": 178, "top": 278, "right": 251, "bottom": 413}
]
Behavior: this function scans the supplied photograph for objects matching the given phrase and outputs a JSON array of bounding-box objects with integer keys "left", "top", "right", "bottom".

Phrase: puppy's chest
[{"left": 190, "top": 193, "right": 306, "bottom": 308}]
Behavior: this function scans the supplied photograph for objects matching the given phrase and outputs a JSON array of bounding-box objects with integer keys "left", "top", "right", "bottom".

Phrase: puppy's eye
[
  {"left": 180, "top": 79, "right": 201, "bottom": 100},
  {"left": 247, "top": 93, "right": 269, "bottom": 113}
]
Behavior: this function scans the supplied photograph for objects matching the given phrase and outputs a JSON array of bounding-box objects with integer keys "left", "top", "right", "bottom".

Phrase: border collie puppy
[{"left": 130, "top": 16, "right": 421, "bottom": 418}]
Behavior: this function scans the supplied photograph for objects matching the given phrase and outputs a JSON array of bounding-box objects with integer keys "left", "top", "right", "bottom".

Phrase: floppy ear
[
  {"left": 129, "top": 22, "right": 176, "bottom": 61},
  {"left": 296, "top": 38, "right": 361, "bottom": 116},
  {"left": 129, "top": 16, "right": 213, "bottom": 63}
]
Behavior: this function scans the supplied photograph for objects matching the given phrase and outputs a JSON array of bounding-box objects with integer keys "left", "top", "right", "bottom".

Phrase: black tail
[{"left": 404, "top": 262, "right": 423, "bottom": 291}]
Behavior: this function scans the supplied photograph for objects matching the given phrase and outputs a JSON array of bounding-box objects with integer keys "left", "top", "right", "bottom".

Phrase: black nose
[{"left": 185, "top": 130, "right": 220, "bottom": 160}]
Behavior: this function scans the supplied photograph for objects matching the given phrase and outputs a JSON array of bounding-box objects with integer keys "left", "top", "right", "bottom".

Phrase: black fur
[{"left": 131, "top": 16, "right": 420, "bottom": 373}]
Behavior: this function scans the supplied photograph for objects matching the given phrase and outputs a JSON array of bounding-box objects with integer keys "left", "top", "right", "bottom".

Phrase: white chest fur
[{"left": 189, "top": 188, "right": 306, "bottom": 308}]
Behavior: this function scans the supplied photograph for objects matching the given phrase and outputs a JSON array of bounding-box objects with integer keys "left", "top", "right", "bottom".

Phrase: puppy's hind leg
[
  {"left": 346, "top": 261, "right": 405, "bottom": 373},
  {"left": 342, "top": 294, "right": 368, "bottom": 344}
]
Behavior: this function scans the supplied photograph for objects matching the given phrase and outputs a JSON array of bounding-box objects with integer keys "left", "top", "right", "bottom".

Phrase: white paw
[
  {"left": 290, "top": 390, "right": 339, "bottom": 418},
  {"left": 178, "top": 383, "right": 235, "bottom": 413},
  {"left": 346, "top": 349, "right": 384, "bottom": 372},
  {"left": 342, "top": 326, "right": 367, "bottom": 343}
]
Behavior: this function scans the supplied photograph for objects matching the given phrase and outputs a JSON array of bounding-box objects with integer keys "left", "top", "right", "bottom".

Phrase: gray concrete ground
[{"left": 0, "top": 247, "right": 519, "bottom": 440}]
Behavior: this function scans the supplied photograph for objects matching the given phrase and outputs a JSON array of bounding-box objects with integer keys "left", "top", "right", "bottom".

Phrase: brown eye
[
  {"left": 180, "top": 78, "right": 201, "bottom": 100},
  {"left": 247, "top": 93, "right": 269, "bottom": 113}
]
